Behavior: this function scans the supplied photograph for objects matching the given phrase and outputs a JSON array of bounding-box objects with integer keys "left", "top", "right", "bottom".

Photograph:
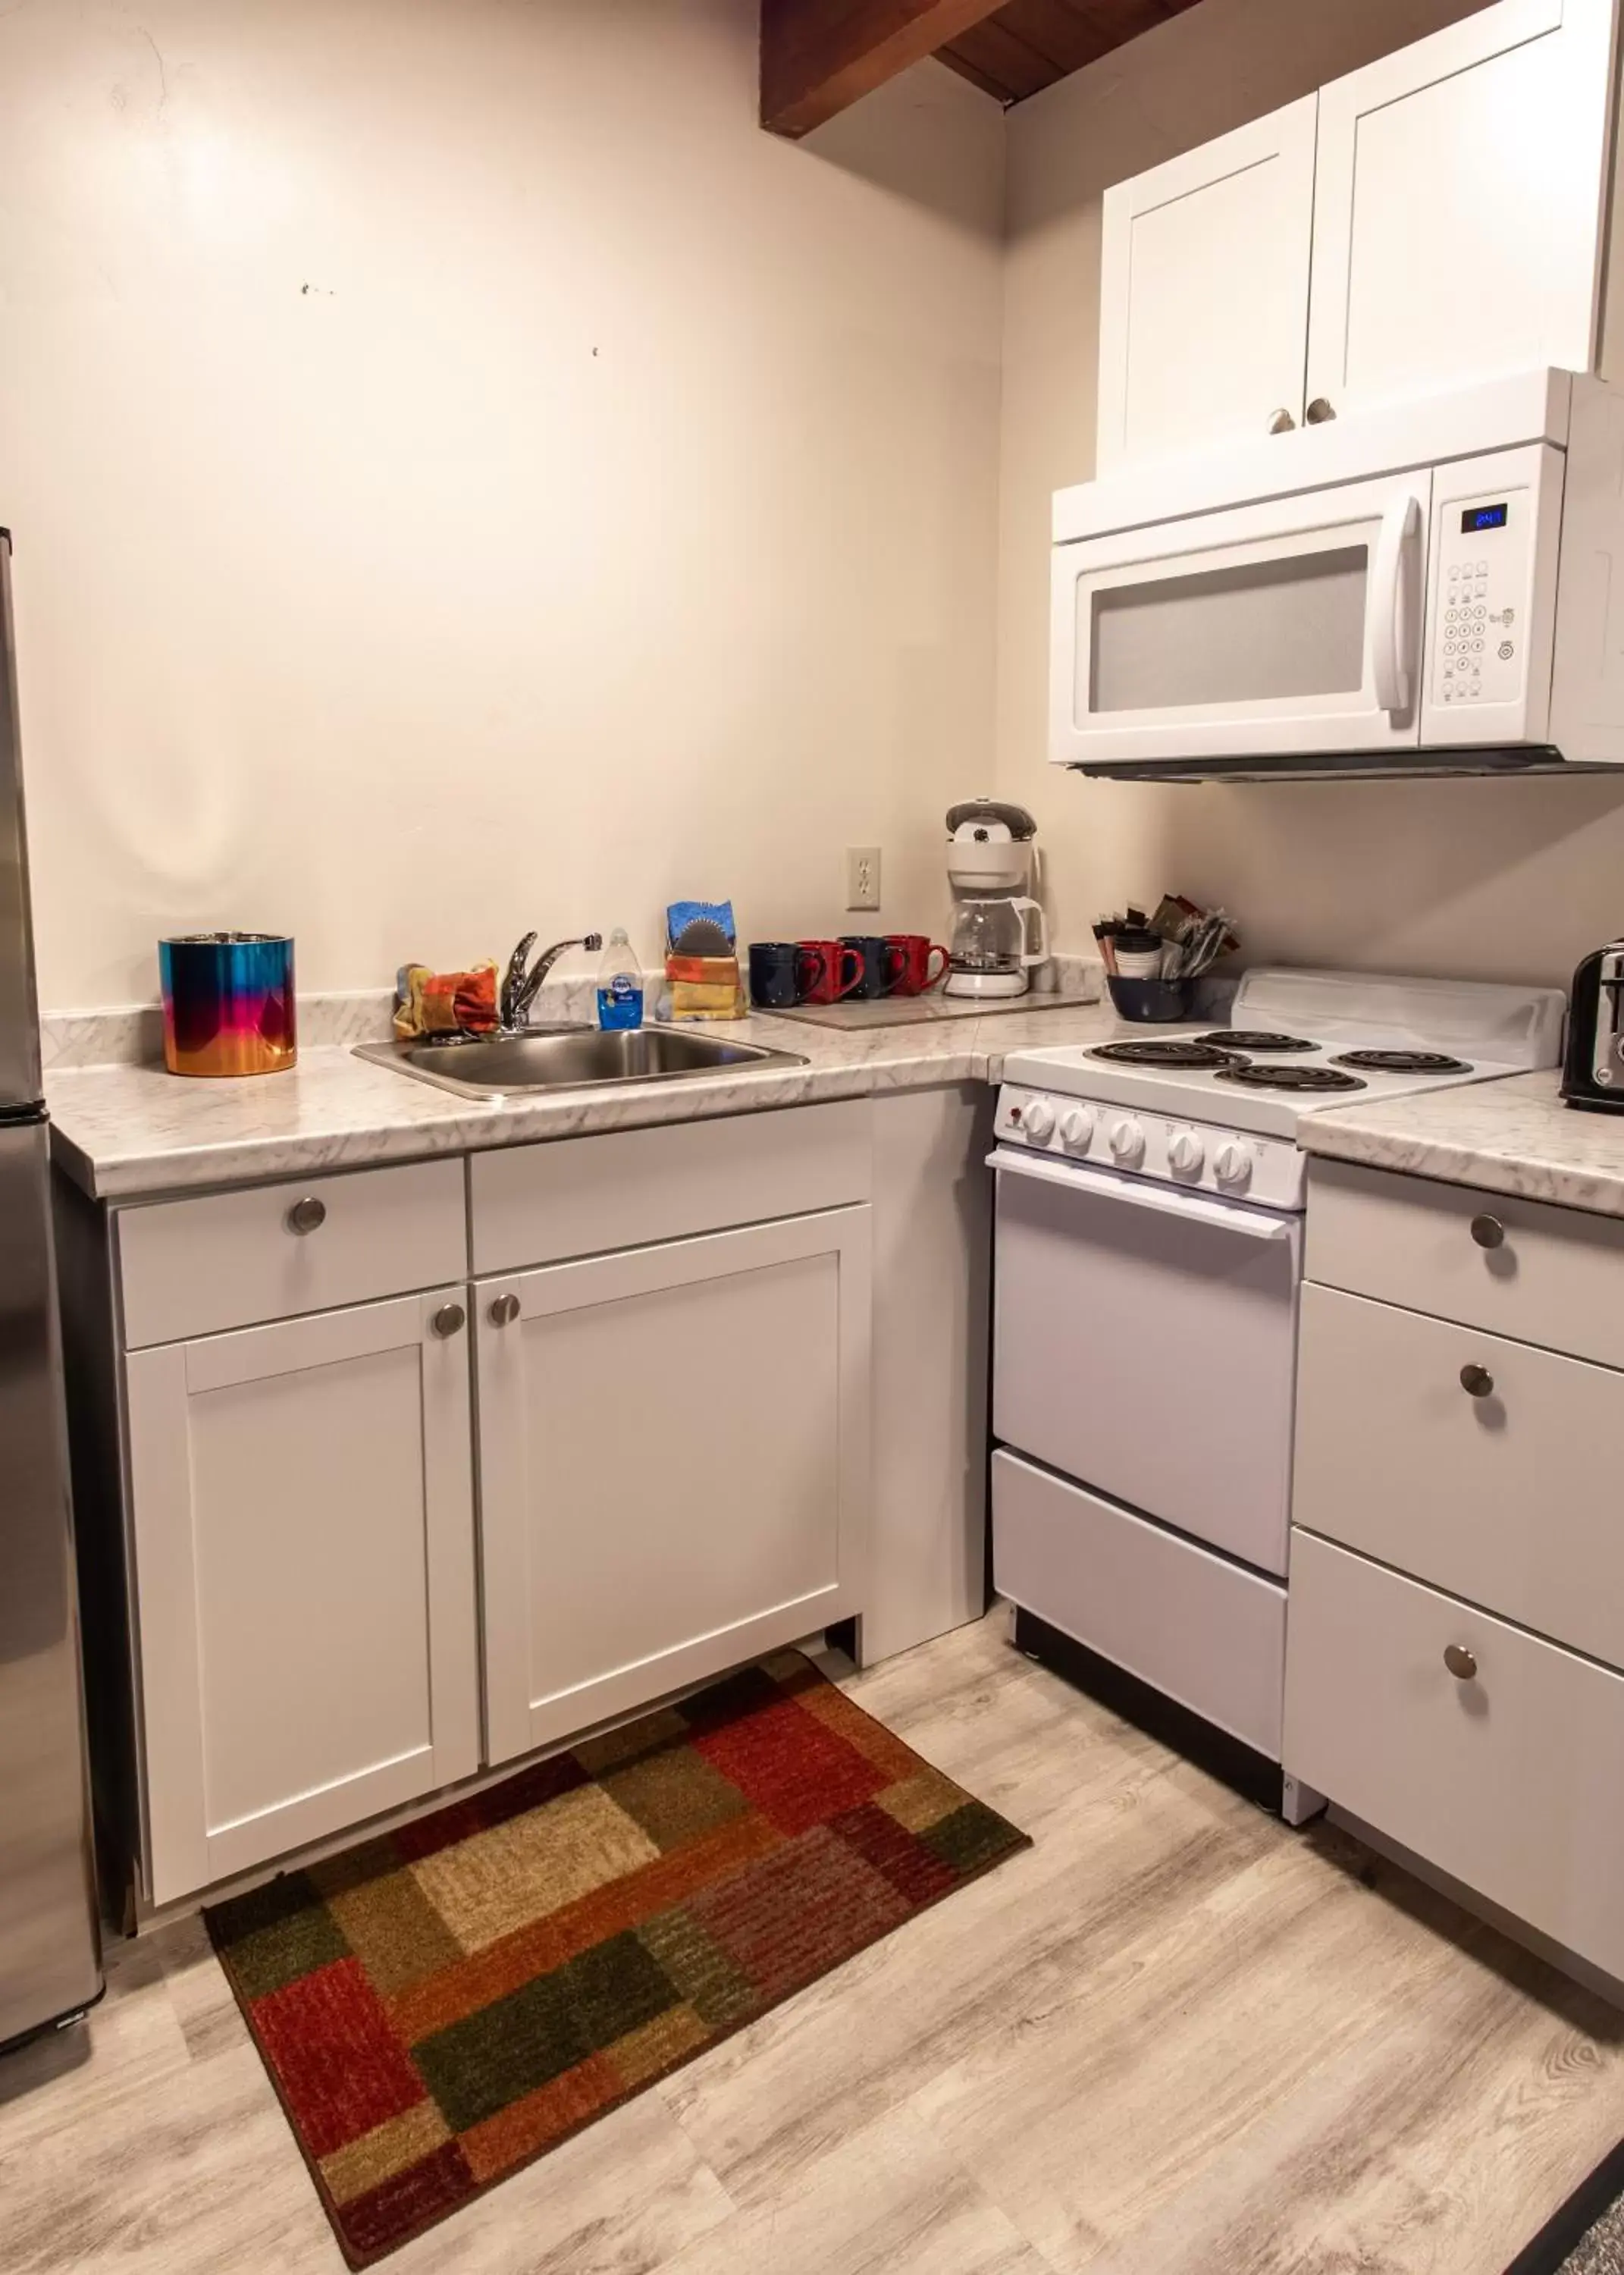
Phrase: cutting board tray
[{"left": 770, "top": 993, "right": 1080, "bottom": 1031}]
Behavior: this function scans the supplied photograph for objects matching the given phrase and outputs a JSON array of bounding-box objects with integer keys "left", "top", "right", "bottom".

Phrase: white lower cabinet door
[
  {"left": 1285, "top": 1531, "right": 1624, "bottom": 1982},
  {"left": 127, "top": 1290, "right": 479, "bottom": 1904},
  {"left": 476, "top": 1207, "right": 872, "bottom": 1765}
]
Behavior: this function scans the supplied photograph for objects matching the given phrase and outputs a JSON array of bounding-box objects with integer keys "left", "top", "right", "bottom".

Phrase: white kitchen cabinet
[
  {"left": 1097, "top": 96, "right": 1318, "bottom": 472},
  {"left": 1287, "top": 1530, "right": 1624, "bottom": 1985},
  {"left": 476, "top": 1207, "right": 871, "bottom": 1764},
  {"left": 126, "top": 1288, "right": 479, "bottom": 1905},
  {"left": 1308, "top": 0, "right": 1618, "bottom": 425},
  {"left": 1287, "top": 1150, "right": 1624, "bottom": 1989},
  {"left": 1097, "top": 0, "right": 1620, "bottom": 471},
  {"left": 1294, "top": 1281, "right": 1624, "bottom": 1670}
]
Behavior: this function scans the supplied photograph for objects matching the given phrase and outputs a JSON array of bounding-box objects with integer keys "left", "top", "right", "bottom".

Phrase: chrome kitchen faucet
[{"left": 500, "top": 931, "right": 602, "bottom": 1031}]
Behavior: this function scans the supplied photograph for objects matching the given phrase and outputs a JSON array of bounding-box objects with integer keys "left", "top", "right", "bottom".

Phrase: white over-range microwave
[{"left": 1050, "top": 368, "right": 1624, "bottom": 779}]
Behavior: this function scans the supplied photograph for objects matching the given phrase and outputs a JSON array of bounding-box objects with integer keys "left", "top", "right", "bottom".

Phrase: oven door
[
  {"left": 990, "top": 1147, "right": 1300, "bottom": 1574},
  {"left": 1050, "top": 469, "right": 1433, "bottom": 767}
]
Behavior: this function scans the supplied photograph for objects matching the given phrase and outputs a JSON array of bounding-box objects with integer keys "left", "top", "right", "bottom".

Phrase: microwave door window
[{"left": 1085, "top": 545, "right": 1369, "bottom": 717}]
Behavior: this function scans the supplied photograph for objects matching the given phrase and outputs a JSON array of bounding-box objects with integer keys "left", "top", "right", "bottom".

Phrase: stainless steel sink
[{"left": 354, "top": 1025, "right": 807, "bottom": 1100}]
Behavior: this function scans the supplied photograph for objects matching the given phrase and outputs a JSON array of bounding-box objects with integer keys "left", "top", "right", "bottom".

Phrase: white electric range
[{"left": 988, "top": 968, "right": 1565, "bottom": 1810}]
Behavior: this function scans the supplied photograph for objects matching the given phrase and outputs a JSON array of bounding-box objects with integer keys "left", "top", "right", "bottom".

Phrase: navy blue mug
[
  {"left": 748, "top": 940, "right": 804, "bottom": 1010},
  {"left": 840, "top": 935, "right": 901, "bottom": 1001}
]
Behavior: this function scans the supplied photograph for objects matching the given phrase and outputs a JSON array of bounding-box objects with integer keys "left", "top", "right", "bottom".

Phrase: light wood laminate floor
[{"left": 3, "top": 1608, "right": 1622, "bottom": 2274}]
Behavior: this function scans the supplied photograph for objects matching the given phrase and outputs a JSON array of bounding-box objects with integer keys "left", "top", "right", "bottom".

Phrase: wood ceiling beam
[{"left": 760, "top": 0, "right": 1014, "bottom": 138}]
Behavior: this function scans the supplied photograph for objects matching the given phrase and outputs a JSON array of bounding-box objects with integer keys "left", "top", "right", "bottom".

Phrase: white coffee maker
[{"left": 944, "top": 799, "right": 1049, "bottom": 999}]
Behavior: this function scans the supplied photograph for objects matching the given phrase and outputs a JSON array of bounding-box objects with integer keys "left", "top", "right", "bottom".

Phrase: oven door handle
[{"left": 986, "top": 1147, "right": 1296, "bottom": 1240}]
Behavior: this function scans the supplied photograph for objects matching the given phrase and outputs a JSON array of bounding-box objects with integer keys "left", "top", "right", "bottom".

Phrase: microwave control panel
[
  {"left": 1423, "top": 441, "right": 1561, "bottom": 745},
  {"left": 1432, "top": 484, "right": 1530, "bottom": 711}
]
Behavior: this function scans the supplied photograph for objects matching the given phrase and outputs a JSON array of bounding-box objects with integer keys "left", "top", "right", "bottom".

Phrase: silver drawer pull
[
  {"left": 286, "top": 1196, "right": 327, "bottom": 1235},
  {"left": 1460, "top": 1363, "right": 1494, "bottom": 1399},
  {"left": 1268, "top": 407, "right": 1296, "bottom": 435},
  {"left": 1470, "top": 1213, "right": 1505, "bottom": 1250},
  {"left": 488, "top": 1294, "right": 522, "bottom": 1328},
  {"left": 1444, "top": 1643, "right": 1478, "bottom": 1682},
  {"left": 431, "top": 1302, "right": 466, "bottom": 1339},
  {"left": 1305, "top": 396, "right": 1337, "bottom": 425}
]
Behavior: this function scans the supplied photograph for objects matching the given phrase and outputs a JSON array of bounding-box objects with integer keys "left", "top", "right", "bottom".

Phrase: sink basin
[{"left": 355, "top": 1025, "right": 807, "bottom": 1100}]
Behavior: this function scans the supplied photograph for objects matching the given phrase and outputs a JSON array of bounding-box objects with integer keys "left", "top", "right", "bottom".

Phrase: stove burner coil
[
  {"left": 1199, "top": 1031, "right": 1316, "bottom": 1052},
  {"left": 1330, "top": 1050, "right": 1474, "bottom": 1074},
  {"left": 1213, "top": 1063, "right": 1368, "bottom": 1094},
  {"left": 1089, "top": 1040, "right": 1245, "bottom": 1070}
]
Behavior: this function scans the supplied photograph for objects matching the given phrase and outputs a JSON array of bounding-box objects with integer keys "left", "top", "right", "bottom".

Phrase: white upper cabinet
[
  {"left": 1308, "top": 0, "right": 1619, "bottom": 424},
  {"left": 1098, "top": 96, "right": 1318, "bottom": 472},
  {"left": 1097, "top": 0, "right": 1621, "bottom": 472}
]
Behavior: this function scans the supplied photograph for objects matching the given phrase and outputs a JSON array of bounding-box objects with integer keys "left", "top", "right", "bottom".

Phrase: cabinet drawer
[
  {"left": 992, "top": 1450, "right": 1286, "bottom": 1759},
  {"left": 118, "top": 1159, "right": 468, "bottom": 1348},
  {"left": 471, "top": 1100, "right": 871, "bottom": 1272},
  {"left": 1306, "top": 1157, "right": 1624, "bottom": 1368},
  {"left": 1295, "top": 1283, "right": 1624, "bottom": 1669},
  {"left": 1284, "top": 1531, "right": 1624, "bottom": 1983}
]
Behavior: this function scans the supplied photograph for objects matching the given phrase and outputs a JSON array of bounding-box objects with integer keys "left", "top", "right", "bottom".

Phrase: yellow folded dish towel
[{"left": 665, "top": 954, "right": 747, "bottom": 1021}]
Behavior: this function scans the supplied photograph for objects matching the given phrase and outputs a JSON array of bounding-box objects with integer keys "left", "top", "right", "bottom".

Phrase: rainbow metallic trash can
[{"left": 160, "top": 933, "right": 296, "bottom": 1077}]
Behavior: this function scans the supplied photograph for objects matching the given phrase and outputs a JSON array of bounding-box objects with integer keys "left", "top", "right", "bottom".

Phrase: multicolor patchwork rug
[{"left": 205, "top": 1649, "right": 1030, "bottom": 2267}]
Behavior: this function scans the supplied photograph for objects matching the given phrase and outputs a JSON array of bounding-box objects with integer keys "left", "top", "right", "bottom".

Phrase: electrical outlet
[{"left": 845, "top": 846, "right": 881, "bottom": 912}]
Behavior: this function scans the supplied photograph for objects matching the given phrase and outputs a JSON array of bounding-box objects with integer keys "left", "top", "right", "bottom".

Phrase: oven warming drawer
[{"left": 992, "top": 1451, "right": 1287, "bottom": 1760}]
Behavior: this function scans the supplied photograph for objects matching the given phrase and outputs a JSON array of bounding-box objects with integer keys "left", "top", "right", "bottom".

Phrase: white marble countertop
[
  {"left": 47, "top": 1001, "right": 1124, "bottom": 1200},
  {"left": 1302, "top": 1068, "right": 1624, "bottom": 1217}
]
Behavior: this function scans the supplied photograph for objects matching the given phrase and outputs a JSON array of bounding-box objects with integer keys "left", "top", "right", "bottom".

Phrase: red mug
[
  {"left": 884, "top": 934, "right": 951, "bottom": 996},
  {"left": 796, "top": 939, "right": 864, "bottom": 1003}
]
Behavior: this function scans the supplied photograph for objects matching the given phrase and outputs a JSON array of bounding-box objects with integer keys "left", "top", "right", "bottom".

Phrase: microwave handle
[{"left": 1369, "top": 493, "right": 1422, "bottom": 714}]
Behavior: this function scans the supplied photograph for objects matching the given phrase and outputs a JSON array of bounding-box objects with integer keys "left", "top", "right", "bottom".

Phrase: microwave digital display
[{"left": 1463, "top": 504, "right": 1510, "bottom": 533}]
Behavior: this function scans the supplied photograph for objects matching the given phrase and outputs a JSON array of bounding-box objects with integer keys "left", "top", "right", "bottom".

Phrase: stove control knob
[
  {"left": 1022, "top": 1098, "right": 1056, "bottom": 1143},
  {"left": 1059, "top": 1108, "right": 1094, "bottom": 1152},
  {"left": 1168, "top": 1128, "right": 1205, "bottom": 1176},
  {"left": 1215, "top": 1141, "right": 1252, "bottom": 1188},
  {"left": 1108, "top": 1116, "right": 1146, "bottom": 1166}
]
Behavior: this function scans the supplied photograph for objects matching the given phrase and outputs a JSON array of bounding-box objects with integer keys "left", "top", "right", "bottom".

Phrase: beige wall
[
  {"left": 0, "top": 2, "right": 1004, "bottom": 1009},
  {"left": 999, "top": 0, "right": 1624, "bottom": 990}
]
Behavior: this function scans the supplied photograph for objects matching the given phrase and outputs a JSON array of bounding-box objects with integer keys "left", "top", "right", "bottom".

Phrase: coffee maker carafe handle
[{"left": 1012, "top": 897, "right": 1049, "bottom": 969}]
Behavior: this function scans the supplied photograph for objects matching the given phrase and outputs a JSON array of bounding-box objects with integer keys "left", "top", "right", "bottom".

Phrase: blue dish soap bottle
[{"left": 596, "top": 928, "right": 644, "bottom": 1031}]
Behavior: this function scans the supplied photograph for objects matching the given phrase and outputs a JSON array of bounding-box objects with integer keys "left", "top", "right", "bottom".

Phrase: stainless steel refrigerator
[{"left": 0, "top": 529, "right": 102, "bottom": 2051}]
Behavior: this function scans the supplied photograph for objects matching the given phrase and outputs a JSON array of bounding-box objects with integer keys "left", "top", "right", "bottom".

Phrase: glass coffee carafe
[{"left": 945, "top": 894, "right": 1049, "bottom": 999}]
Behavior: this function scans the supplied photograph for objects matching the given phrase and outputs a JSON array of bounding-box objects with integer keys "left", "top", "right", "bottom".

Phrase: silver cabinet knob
[
  {"left": 431, "top": 1302, "right": 466, "bottom": 1338},
  {"left": 488, "top": 1294, "right": 522, "bottom": 1328},
  {"left": 1268, "top": 407, "right": 1296, "bottom": 435},
  {"left": 1305, "top": 397, "right": 1337, "bottom": 424},
  {"left": 1460, "top": 1363, "right": 1494, "bottom": 1399},
  {"left": 1470, "top": 1213, "right": 1505, "bottom": 1249},
  {"left": 286, "top": 1196, "right": 327, "bottom": 1235},
  {"left": 1444, "top": 1643, "right": 1478, "bottom": 1681}
]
